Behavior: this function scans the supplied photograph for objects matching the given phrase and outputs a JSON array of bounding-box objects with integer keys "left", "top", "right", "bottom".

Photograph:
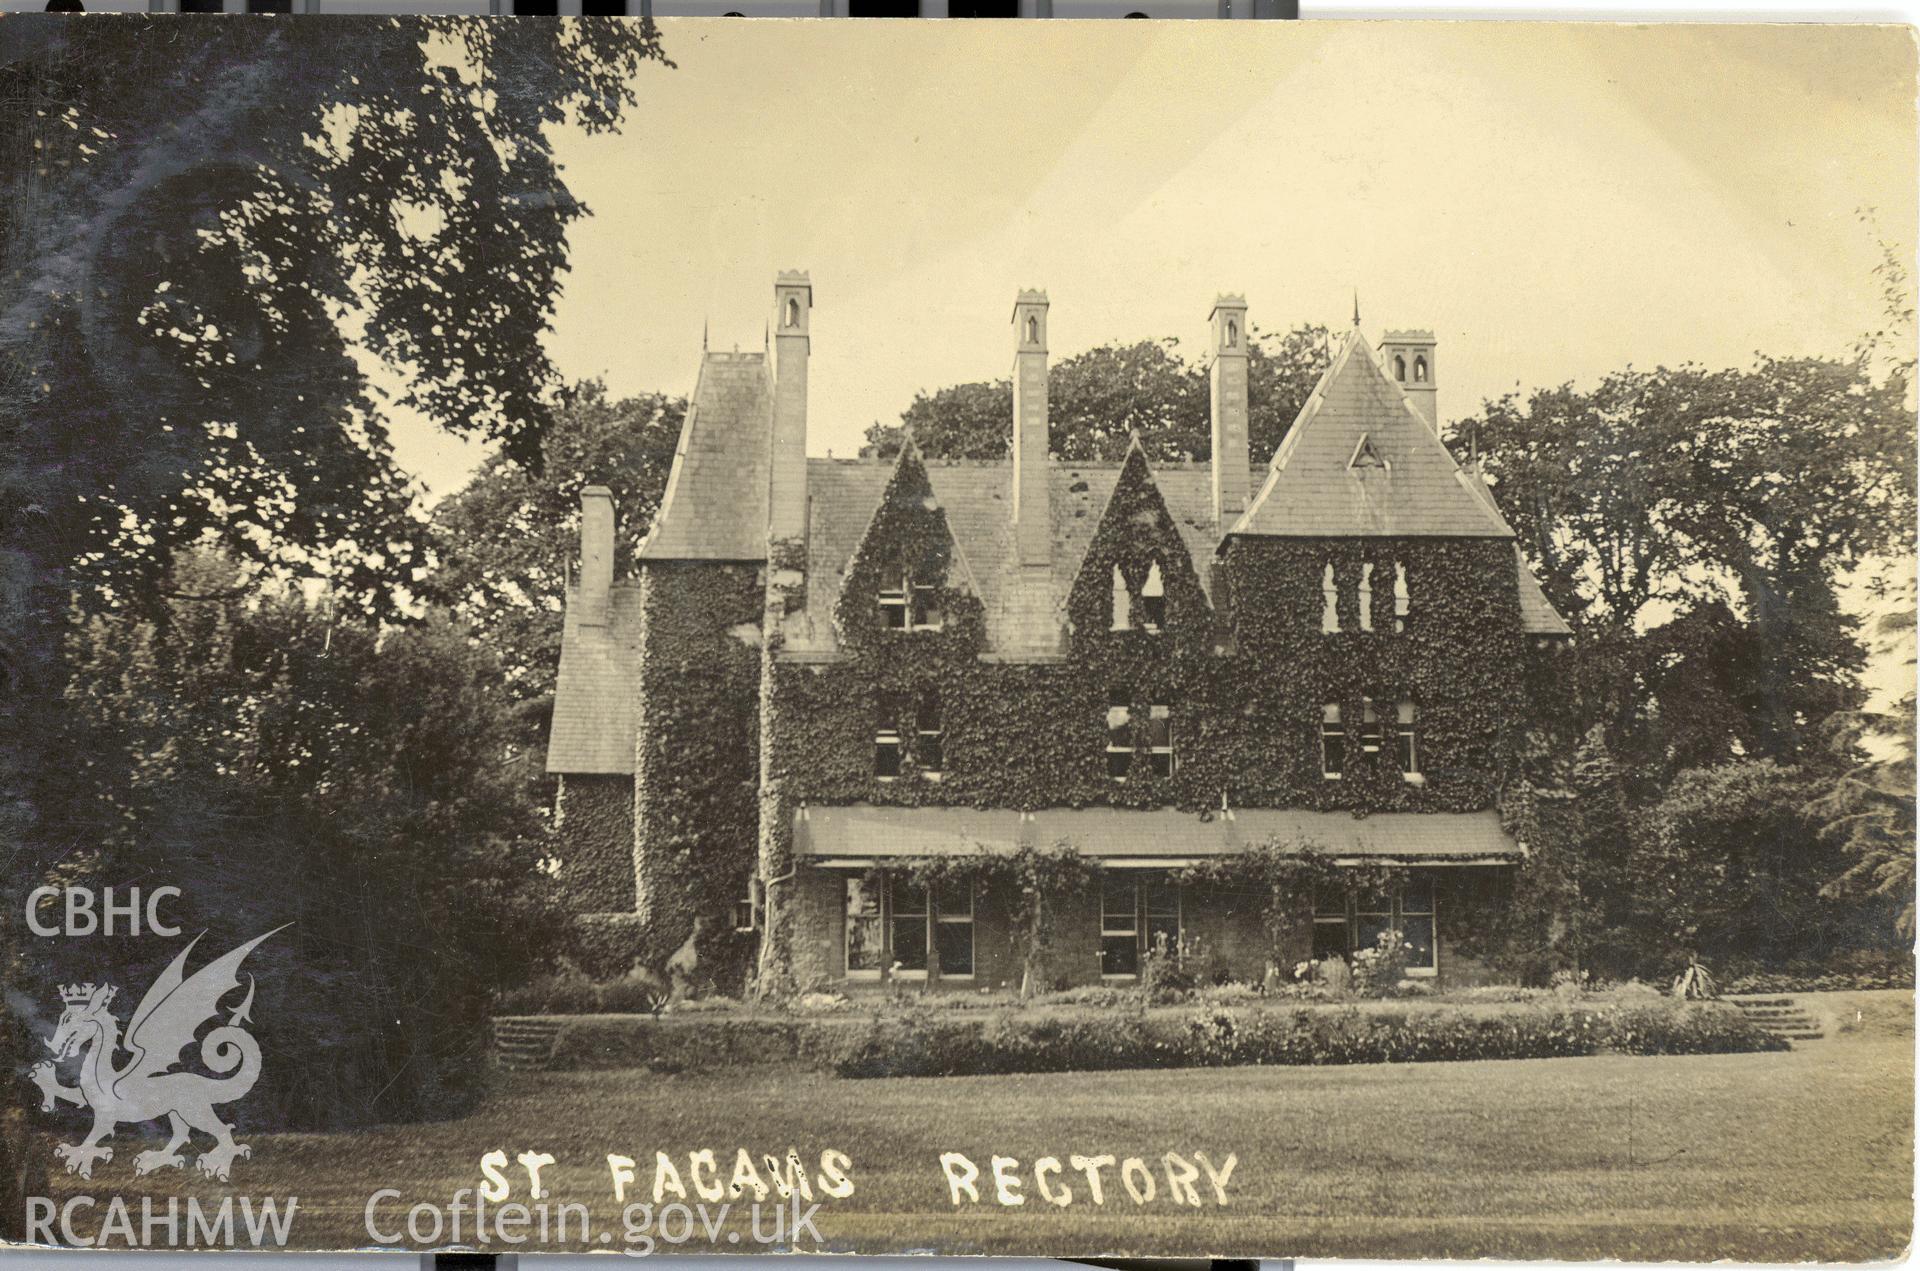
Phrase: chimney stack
[
  {"left": 579, "top": 485, "right": 614, "bottom": 628},
  {"left": 1381, "top": 329, "right": 1437, "bottom": 430},
  {"left": 770, "top": 271, "right": 813, "bottom": 546},
  {"left": 1011, "top": 289, "right": 1051, "bottom": 567},
  {"left": 1208, "top": 294, "right": 1250, "bottom": 530}
]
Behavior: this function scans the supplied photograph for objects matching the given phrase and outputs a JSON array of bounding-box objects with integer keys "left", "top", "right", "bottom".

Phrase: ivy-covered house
[{"left": 545, "top": 271, "right": 1572, "bottom": 993}]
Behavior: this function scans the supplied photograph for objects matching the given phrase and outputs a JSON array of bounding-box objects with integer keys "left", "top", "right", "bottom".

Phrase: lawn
[{"left": 24, "top": 992, "right": 1913, "bottom": 1261}]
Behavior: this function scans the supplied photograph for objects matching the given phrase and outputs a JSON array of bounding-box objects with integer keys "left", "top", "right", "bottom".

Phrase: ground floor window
[
  {"left": 1312, "top": 875, "right": 1437, "bottom": 975},
  {"left": 1100, "top": 871, "right": 1181, "bottom": 978},
  {"left": 845, "top": 873, "right": 973, "bottom": 980}
]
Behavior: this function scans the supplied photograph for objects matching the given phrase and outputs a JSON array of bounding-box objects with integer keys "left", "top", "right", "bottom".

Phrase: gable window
[
  {"left": 1320, "top": 704, "right": 1345, "bottom": 780},
  {"left": 1106, "top": 691, "right": 1133, "bottom": 781},
  {"left": 1101, "top": 871, "right": 1182, "bottom": 978},
  {"left": 1359, "top": 698, "right": 1384, "bottom": 756},
  {"left": 1359, "top": 562, "right": 1375, "bottom": 631},
  {"left": 881, "top": 559, "right": 942, "bottom": 631},
  {"left": 1397, "top": 700, "right": 1421, "bottom": 783},
  {"left": 1139, "top": 562, "right": 1166, "bottom": 633},
  {"left": 875, "top": 694, "right": 904, "bottom": 779},
  {"left": 1321, "top": 564, "right": 1340, "bottom": 634},
  {"left": 1110, "top": 566, "right": 1131, "bottom": 631},
  {"left": 845, "top": 874, "right": 972, "bottom": 980},
  {"left": 916, "top": 692, "right": 944, "bottom": 779},
  {"left": 1394, "top": 562, "right": 1410, "bottom": 632},
  {"left": 1312, "top": 877, "right": 1438, "bottom": 976},
  {"left": 1147, "top": 703, "right": 1175, "bottom": 777}
]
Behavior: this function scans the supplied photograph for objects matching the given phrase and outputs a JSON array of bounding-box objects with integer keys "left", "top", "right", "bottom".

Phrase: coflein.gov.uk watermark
[{"left": 364, "top": 1190, "right": 829, "bottom": 1255}]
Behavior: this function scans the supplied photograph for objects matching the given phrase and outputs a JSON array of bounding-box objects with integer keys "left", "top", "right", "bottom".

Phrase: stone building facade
[{"left": 545, "top": 272, "right": 1571, "bottom": 992}]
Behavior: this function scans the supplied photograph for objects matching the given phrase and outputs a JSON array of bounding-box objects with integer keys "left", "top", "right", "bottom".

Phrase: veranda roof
[{"left": 792, "top": 804, "right": 1524, "bottom": 866}]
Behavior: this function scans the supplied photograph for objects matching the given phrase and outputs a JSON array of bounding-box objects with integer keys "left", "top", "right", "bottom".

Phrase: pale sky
[{"left": 389, "top": 19, "right": 1917, "bottom": 494}]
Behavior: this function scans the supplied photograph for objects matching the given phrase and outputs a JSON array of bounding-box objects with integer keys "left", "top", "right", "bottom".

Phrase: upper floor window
[
  {"left": 1397, "top": 700, "right": 1421, "bottom": 783},
  {"left": 1320, "top": 704, "right": 1344, "bottom": 779},
  {"left": 1394, "top": 562, "right": 1411, "bottom": 632},
  {"left": 1110, "top": 566, "right": 1130, "bottom": 631},
  {"left": 1358, "top": 563, "right": 1375, "bottom": 632},
  {"left": 1106, "top": 691, "right": 1133, "bottom": 781},
  {"left": 875, "top": 693, "right": 904, "bottom": 779},
  {"left": 1321, "top": 564, "right": 1339, "bottom": 634},
  {"left": 1146, "top": 703, "right": 1174, "bottom": 777},
  {"left": 916, "top": 692, "right": 944, "bottom": 780},
  {"left": 1359, "top": 698, "right": 1384, "bottom": 756}
]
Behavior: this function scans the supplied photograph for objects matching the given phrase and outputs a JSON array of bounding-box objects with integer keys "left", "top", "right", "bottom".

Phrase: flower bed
[{"left": 824, "top": 1000, "right": 1785, "bottom": 1079}]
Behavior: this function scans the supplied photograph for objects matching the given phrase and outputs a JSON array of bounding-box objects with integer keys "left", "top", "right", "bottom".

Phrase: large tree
[
  {"left": 0, "top": 18, "right": 668, "bottom": 1225},
  {"left": 863, "top": 324, "right": 1332, "bottom": 463}
]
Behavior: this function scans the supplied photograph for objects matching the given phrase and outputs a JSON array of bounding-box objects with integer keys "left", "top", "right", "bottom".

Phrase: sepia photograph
[{"left": 0, "top": 13, "right": 1914, "bottom": 1261}]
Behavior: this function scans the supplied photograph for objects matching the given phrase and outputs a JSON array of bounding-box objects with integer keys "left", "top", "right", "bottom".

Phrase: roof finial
[
  {"left": 703, "top": 317, "right": 709, "bottom": 351},
  {"left": 1352, "top": 289, "right": 1361, "bottom": 329}
]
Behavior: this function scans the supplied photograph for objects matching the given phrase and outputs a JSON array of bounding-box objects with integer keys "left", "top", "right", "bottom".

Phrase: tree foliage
[
  {"left": 50, "top": 554, "right": 557, "bottom": 1128},
  {"left": 432, "top": 381, "right": 686, "bottom": 715},
  {"left": 863, "top": 325, "right": 1332, "bottom": 464}
]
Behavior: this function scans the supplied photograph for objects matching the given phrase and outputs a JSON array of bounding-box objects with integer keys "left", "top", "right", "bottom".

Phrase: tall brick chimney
[
  {"left": 1011, "top": 289, "right": 1050, "bottom": 566},
  {"left": 1208, "top": 294, "right": 1250, "bottom": 530},
  {"left": 578, "top": 485, "right": 614, "bottom": 628},
  {"left": 770, "top": 271, "right": 812, "bottom": 546},
  {"left": 1381, "top": 328, "right": 1437, "bottom": 430}
]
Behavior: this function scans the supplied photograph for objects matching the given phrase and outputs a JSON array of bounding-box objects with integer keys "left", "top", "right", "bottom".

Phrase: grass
[{"left": 26, "top": 992, "right": 1913, "bottom": 1260}]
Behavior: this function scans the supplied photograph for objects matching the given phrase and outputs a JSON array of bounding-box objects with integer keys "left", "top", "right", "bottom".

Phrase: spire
[
  {"left": 1352, "top": 289, "right": 1361, "bottom": 328},
  {"left": 703, "top": 317, "right": 709, "bottom": 351}
]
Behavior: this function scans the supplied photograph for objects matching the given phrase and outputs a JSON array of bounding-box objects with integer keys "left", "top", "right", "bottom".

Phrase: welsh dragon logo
[{"left": 29, "top": 927, "right": 285, "bottom": 1182}]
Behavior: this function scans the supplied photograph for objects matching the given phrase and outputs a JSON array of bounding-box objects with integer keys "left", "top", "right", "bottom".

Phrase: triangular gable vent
[{"left": 1349, "top": 434, "right": 1389, "bottom": 472}]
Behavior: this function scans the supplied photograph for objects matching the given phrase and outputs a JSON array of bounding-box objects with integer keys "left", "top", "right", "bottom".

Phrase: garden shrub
[{"left": 824, "top": 1000, "right": 1785, "bottom": 1078}]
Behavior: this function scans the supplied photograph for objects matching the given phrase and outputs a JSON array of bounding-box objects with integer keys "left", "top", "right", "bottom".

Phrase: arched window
[
  {"left": 1111, "top": 566, "right": 1131, "bottom": 631},
  {"left": 1225, "top": 319, "right": 1239, "bottom": 348},
  {"left": 1393, "top": 561, "right": 1410, "bottom": 632},
  {"left": 1413, "top": 355, "right": 1428, "bottom": 383},
  {"left": 1140, "top": 562, "right": 1165, "bottom": 633},
  {"left": 784, "top": 297, "right": 800, "bottom": 329},
  {"left": 1358, "top": 562, "right": 1374, "bottom": 632},
  {"left": 1393, "top": 355, "right": 1406, "bottom": 382},
  {"left": 1321, "top": 564, "right": 1339, "bottom": 634},
  {"left": 1025, "top": 314, "right": 1039, "bottom": 344}
]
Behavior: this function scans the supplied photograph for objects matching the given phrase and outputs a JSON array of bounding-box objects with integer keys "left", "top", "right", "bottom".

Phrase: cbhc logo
[{"left": 25, "top": 887, "right": 182, "bottom": 937}]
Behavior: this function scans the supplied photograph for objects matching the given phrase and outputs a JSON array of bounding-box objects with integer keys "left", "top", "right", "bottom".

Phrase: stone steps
[
  {"left": 1730, "top": 996, "right": 1823, "bottom": 1043},
  {"left": 492, "top": 1019, "right": 564, "bottom": 1072}
]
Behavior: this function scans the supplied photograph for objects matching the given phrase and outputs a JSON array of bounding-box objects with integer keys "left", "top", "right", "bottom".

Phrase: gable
[
  {"left": 830, "top": 441, "right": 985, "bottom": 649},
  {"left": 1232, "top": 333, "right": 1513, "bottom": 539},
  {"left": 1062, "top": 440, "right": 1212, "bottom": 643}
]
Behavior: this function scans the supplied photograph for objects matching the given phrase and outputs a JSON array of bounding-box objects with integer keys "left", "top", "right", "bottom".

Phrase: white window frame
[
  {"left": 933, "top": 881, "right": 975, "bottom": 981},
  {"left": 875, "top": 694, "right": 903, "bottom": 781},
  {"left": 915, "top": 691, "right": 944, "bottom": 782},
  {"left": 1147, "top": 702, "right": 1175, "bottom": 778},
  {"left": 1321, "top": 563, "right": 1340, "bottom": 633},
  {"left": 1317, "top": 880, "right": 1439, "bottom": 978},
  {"left": 1394, "top": 561, "right": 1410, "bottom": 633},
  {"left": 1099, "top": 873, "right": 1140, "bottom": 980},
  {"left": 843, "top": 872, "right": 973, "bottom": 982},
  {"left": 1110, "top": 566, "right": 1131, "bottom": 631},
  {"left": 1359, "top": 562, "right": 1374, "bottom": 631},
  {"left": 1359, "top": 697, "right": 1383, "bottom": 756},
  {"left": 1106, "top": 693, "right": 1133, "bottom": 783},
  {"left": 1099, "top": 871, "right": 1183, "bottom": 981},
  {"left": 844, "top": 875, "right": 884, "bottom": 981},
  {"left": 1139, "top": 561, "right": 1166, "bottom": 634}
]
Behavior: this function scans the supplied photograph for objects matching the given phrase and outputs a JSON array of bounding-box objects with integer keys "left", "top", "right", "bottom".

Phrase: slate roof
[
  {"left": 638, "top": 352, "right": 772, "bottom": 561},
  {"left": 1232, "top": 331, "right": 1516, "bottom": 539},
  {"left": 545, "top": 584, "right": 644, "bottom": 774},
  {"left": 793, "top": 804, "right": 1523, "bottom": 862}
]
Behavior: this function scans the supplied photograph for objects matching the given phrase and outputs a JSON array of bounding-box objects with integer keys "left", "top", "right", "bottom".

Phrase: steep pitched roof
[
  {"left": 546, "top": 583, "right": 643, "bottom": 774},
  {"left": 1232, "top": 332, "right": 1514, "bottom": 539},
  {"left": 637, "top": 351, "right": 772, "bottom": 561}
]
